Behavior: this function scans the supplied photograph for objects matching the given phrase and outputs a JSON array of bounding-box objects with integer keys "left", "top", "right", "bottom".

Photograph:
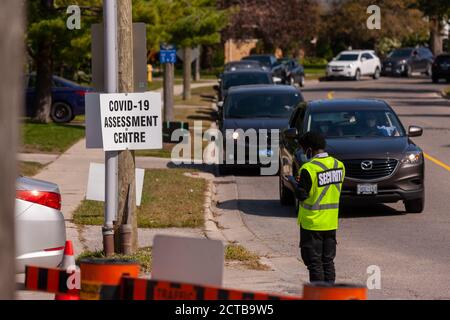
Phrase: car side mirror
[
  {"left": 361, "top": 57, "right": 367, "bottom": 62},
  {"left": 408, "top": 126, "right": 423, "bottom": 137},
  {"left": 217, "top": 101, "right": 224, "bottom": 109},
  {"left": 283, "top": 128, "right": 298, "bottom": 140}
]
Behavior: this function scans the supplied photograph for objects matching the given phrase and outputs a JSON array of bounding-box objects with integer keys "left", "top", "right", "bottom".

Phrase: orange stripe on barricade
[
  {"left": 24, "top": 265, "right": 80, "bottom": 296},
  {"left": 120, "top": 277, "right": 301, "bottom": 301}
]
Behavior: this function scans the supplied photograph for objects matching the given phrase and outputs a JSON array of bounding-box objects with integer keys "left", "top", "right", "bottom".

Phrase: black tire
[
  {"left": 373, "top": 67, "right": 380, "bottom": 80},
  {"left": 404, "top": 198, "right": 424, "bottom": 213},
  {"left": 432, "top": 76, "right": 439, "bottom": 84},
  {"left": 279, "top": 174, "right": 295, "bottom": 206},
  {"left": 354, "top": 69, "right": 361, "bottom": 81},
  {"left": 404, "top": 65, "right": 412, "bottom": 77},
  {"left": 51, "top": 102, "right": 73, "bottom": 123},
  {"left": 218, "top": 164, "right": 229, "bottom": 176}
]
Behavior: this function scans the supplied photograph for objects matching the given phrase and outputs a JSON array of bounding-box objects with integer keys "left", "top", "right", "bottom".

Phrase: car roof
[
  {"left": 339, "top": 50, "right": 373, "bottom": 54},
  {"left": 307, "top": 99, "right": 391, "bottom": 112},
  {"left": 223, "top": 69, "right": 271, "bottom": 75},
  {"left": 228, "top": 84, "right": 300, "bottom": 94}
]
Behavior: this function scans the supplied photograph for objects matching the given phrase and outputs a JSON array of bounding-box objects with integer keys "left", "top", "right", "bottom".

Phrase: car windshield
[
  {"left": 388, "top": 49, "right": 412, "bottom": 58},
  {"left": 307, "top": 110, "right": 405, "bottom": 138},
  {"left": 243, "top": 56, "right": 271, "bottom": 67},
  {"left": 223, "top": 73, "right": 271, "bottom": 90},
  {"left": 225, "top": 61, "right": 261, "bottom": 71},
  {"left": 225, "top": 92, "right": 302, "bottom": 119},
  {"left": 336, "top": 54, "right": 359, "bottom": 61}
]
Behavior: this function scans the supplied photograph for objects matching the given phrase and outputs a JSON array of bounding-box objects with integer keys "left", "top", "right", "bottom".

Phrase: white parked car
[
  {"left": 326, "top": 50, "right": 381, "bottom": 81},
  {"left": 15, "top": 176, "right": 66, "bottom": 273}
]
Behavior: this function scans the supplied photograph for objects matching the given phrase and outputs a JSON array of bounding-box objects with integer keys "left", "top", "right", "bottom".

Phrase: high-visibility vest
[{"left": 298, "top": 156, "right": 345, "bottom": 231}]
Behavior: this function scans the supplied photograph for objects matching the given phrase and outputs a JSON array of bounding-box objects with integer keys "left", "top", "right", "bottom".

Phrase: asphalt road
[{"left": 224, "top": 76, "right": 450, "bottom": 299}]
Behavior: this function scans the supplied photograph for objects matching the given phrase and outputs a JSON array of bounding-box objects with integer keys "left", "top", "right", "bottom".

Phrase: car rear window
[
  {"left": 223, "top": 73, "right": 272, "bottom": 90},
  {"left": 225, "top": 92, "right": 302, "bottom": 119},
  {"left": 436, "top": 55, "right": 450, "bottom": 63}
]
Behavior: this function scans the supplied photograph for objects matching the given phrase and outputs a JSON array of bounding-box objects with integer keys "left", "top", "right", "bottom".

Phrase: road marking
[{"left": 424, "top": 153, "right": 450, "bottom": 172}]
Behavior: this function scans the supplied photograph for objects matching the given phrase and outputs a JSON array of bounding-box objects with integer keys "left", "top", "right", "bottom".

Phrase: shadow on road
[{"left": 218, "top": 198, "right": 405, "bottom": 219}]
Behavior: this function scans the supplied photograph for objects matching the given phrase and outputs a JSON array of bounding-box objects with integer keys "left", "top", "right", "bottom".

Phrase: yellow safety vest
[{"left": 298, "top": 156, "right": 345, "bottom": 231}]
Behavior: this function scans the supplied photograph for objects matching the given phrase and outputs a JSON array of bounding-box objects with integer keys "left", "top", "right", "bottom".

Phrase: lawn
[
  {"left": 304, "top": 66, "right": 326, "bottom": 80},
  {"left": 19, "top": 161, "right": 45, "bottom": 177},
  {"left": 21, "top": 120, "right": 85, "bottom": 153},
  {"left": 73, "top": 169, "right": 207, "bottom": 228},
  {"left": 174, "top": 85, "right": 217, "bottom": 108}
]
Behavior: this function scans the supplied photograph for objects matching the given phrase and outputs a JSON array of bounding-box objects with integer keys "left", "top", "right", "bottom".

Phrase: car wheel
[
  {"left": 354, "top": 69, "right": 361, "bottom": 81},
  {"left": 404, "top": 65, "right": 412, "bottom": 77},
  {"left": 404, "top": 198, "right": 424, "bottom": 213},
  {"left": 51, "top": 102, "right": 73, "bottom": 123},
  {"left": 279, "top": 173, "right": 295, "bottom": 206},
  {"left": 432, "top": 76, "right": 439, "bottom": 83},
  {"left": 373, "top": 67, "right": 381, "bottom": 80}
]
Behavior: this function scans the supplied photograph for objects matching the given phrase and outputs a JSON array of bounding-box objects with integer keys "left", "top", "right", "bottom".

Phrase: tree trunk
[
  {"left": 32, "top": 39, "right": 53, "bottom": 123},
  {"left": 163, "top": 62, "right": 174, "bottom": 122},
  {"left": 194, "top": 46, "right": 201, "bottom": 82},
  {"left": 183, "top": 47, "right": 192, "bottom": 100},
  {"left": 114, "top": 0, "right": 138, "bottom": 254},
  {"left": 430, "top": 17, "right": 443, "bottom": 56},
  {"left": 0, "top": 0, "right": 24, "bottom": 299}
]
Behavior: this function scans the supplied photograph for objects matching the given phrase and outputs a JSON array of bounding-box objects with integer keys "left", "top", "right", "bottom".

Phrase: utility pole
[
  {"left": 164, "top": 62, "right": 175, "bottom": 121},
  {"left": 103, "top": 0, "right": 118, "bottom": 257},
  {"left": 0, "top": 0, "right": 23, "bottom": 299},
  {"left": 182, "top": 47, "right": 192, "bottom": 100},
  {"left": 115, "top": 0, "right": 138, "bottom": 254}
]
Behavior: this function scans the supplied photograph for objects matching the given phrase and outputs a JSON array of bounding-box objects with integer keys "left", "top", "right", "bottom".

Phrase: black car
[
  {"left": 215, "top": 69, "right": 273, "bottom": 102},
  {"left": 432, "top": 54, "right": 450, "bottom": 83},
  {"left": 277, "top": 58, "right": 305, "bottom": 87},
  {"left": 382, "top": 47, "right": 434, "bottom": 77},
  {"left": 279, "top": 99, "right": 425, "bottom": 213},
  {"left": 218, "top": 85, "right": 304, "bottom": 174},
  {"left": 242, "top": 54, "right": 286, "bottom": 83}
]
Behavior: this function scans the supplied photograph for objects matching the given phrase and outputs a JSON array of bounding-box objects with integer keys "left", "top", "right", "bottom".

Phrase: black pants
[{"left": 300, "top": 227, "right": 337, "bottom": 283}]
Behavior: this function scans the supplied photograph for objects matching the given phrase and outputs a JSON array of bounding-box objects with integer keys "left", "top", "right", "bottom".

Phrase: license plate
[
  {"left": 385, "top": 67, "right": 392, "bottom": 72},
  {"left": 357, "top": 184, "right": 378, "bottom": 195}
]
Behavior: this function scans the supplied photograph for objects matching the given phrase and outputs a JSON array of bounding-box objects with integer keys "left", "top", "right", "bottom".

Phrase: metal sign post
[{"left": 103, "top": 0, "right": 118, "bottom": 256}]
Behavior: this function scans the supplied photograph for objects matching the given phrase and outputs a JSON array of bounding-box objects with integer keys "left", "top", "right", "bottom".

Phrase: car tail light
[
  {"left": 44, "top": 246, "right": 65, "bottom": 252},
  {"left": 16, "top": 190, "right": 61, "bottom": 210},
  {"left": 75, "top": 90, "right": 87, "bottom": 97}
]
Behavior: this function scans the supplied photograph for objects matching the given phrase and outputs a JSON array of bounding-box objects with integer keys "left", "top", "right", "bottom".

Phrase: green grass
[
  {"left": 21, "top": 120, "right": 85, "bottom": 153},
  {"left": 135, "top": 144, "right": 173, "bottom": 158},
  {"left": 175, "top": 85, "right": 216, "bottom": 107},
  {"left": 225, "top": 244, "right": 270, "bottom": 271},
  {"left": 73, "top": 169, "right": 207, "bottom": 228},
  {"left": 76, "top": 247, "right": 152, "bottom": 273},
  {"left": 444, "top": 87, "right": 450, "bottom": 98},
  {"left": 304, "top": 66, "right": 326, "bottom": 80},
  {"left": 19, "top": 161, "right": 45, "bottom": 177}
]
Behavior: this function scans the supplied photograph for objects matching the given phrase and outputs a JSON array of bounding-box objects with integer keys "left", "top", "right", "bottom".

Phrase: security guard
[{"left": 294, "top": 132, "right": 345, "bottom": 284}]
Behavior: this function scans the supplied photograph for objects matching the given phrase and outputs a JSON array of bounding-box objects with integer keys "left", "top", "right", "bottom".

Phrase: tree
[
  {"left": 219, "top": 0, "right": 320, "bottom": 56},
  {"left": 416, "top": 0, "right": 450, "bottom": 54},
  {"left": 319, "top": 0, "right": 429, "bottom": 57},
  {"left": 169, "top": 0, "right": 228, "bottom": 100},
  {"left": 27, "top": 0, "right": 101, "bottom": 123}
]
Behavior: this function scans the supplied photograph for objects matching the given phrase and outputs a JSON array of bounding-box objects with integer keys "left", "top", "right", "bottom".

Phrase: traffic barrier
[
  {"left": 120, "top": 277, "right": 301, "bottom": 301},
  {"left": 79, "top": 259, "right": 140, "bottom": 300},
  {"left": 25, "top": 265, "right": 79, "bottom": 296},
  {"left": 302, "top": 283, "right": 367, "bottom": 300}
]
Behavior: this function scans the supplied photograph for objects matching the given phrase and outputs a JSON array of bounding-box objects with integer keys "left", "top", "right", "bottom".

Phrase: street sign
[
  {"left": 99, "top": 92, "right": 163, "bottom": 151},
  {"left": 160, "top": 44, "right": 177, "bottom": 64},
  {"left": 176, "top": 47, "right": 200, "bottom": 63}
]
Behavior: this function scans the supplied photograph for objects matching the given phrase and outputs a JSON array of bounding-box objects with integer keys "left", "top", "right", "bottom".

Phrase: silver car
[{"left": 15, "top": 176, "right": 66, "bottom": 273}]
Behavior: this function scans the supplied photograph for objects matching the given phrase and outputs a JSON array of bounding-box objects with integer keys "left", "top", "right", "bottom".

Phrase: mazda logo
[{"left": 361, "top": 160, "right": 373, "bottom": 170}]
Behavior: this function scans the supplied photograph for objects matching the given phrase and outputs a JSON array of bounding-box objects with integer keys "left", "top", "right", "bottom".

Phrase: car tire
[
  {"left": 404, "top": 65, "right": 412, "bottom": 77},
  {"left": 51, "top": 102, "right": 73, "bottom": 123},
  {"left": 279, "top": 173, "right": 295, "bottom": 206},
  {"left": 432, "top": 76, "right": 439, "bottom": 83},
  {"left": 373, "top": 67, "right": 381, "bottom": 80},
  {"left": 404, "top": 198, "right": 424, "bottom": 213},
  {"left": 218, "top": 164, "right": 229, "bottom": 176},
  {"left": 354, "top": 69, "right": 361, "bottom": 81}
]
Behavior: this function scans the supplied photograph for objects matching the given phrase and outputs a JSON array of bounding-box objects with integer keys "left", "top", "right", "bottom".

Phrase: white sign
[
  {"left": 100, "top": 92, "right": 163, "bottom": 151},
  {"left": 86, "top": 163, "right": 145, "bottom": 207},
  {"left": 152, "top": 235, "right": 224, "bottom": 287}
]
